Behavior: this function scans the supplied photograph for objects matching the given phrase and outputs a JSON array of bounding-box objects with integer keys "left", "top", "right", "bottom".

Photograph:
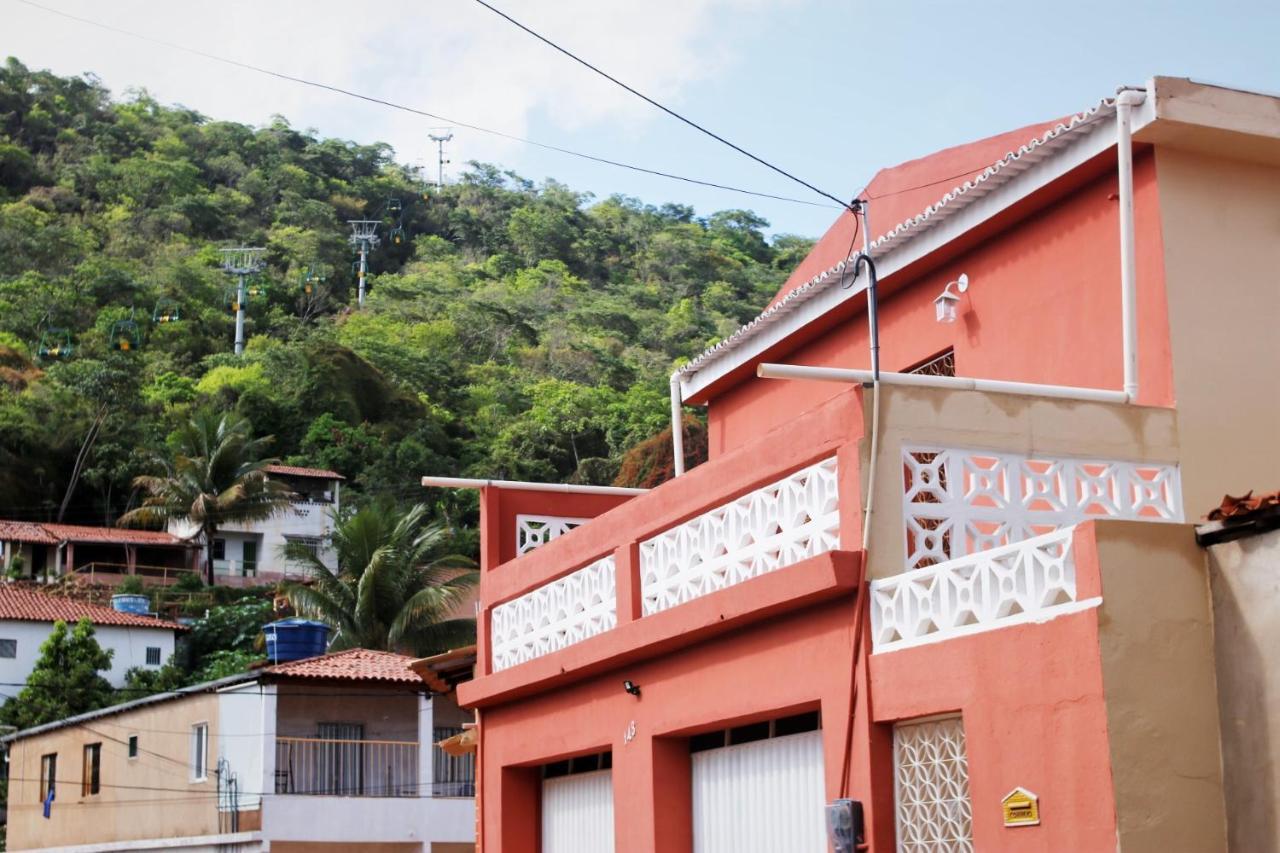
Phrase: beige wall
[
  {"left": 6, "top": 692, "right": 221, "bottom": 851},
  {"left": 858, "top": 384, "right": 1181, "bottom": 580},
  {"left": 1155, "top": 147, "right": 1280, "bottom": 516},
  {"left": 1207, "top": 527, "right": 1280, "bottom": 852},
  {"left": 1094, "top": 521, "right": 1227, "bottom": 852}
]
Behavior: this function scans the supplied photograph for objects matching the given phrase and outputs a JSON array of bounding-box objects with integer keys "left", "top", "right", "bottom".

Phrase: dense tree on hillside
[{"left": 0, "top": 58, "right": 812, "bottom": 533}]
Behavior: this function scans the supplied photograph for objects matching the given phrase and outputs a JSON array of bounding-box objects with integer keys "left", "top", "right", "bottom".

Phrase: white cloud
[{"left": 3, "top": 0, "right": 795, "bottom": 177}]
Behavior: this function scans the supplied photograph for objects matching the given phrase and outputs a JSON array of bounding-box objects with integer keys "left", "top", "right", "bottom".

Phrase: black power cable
[
  {"left": 10, "top": 0, "right": 839, "bottom": 210},
  {"left": 467, "top": 0, "right": 854, "bottom": 211}
]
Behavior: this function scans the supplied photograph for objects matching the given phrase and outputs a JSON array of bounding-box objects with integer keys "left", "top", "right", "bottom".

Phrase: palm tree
[
  {"left": 282, "top": 502, "right": 477, "bottom": 656},
  {"left": 120, "top": 410, "right": 295, "bottom": 585}
]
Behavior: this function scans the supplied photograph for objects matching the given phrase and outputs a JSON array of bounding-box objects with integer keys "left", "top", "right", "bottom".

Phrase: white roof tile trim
[{"left": 676, "top": 98, "right": 1117, "bottom": 380}]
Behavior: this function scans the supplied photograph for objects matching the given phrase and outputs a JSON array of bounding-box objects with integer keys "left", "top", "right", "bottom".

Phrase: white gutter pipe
[
  {"left": 669, "top": 373, "right": 686, "bottom": 477},
  {"left": 757, "top": 363, "right": 1131, "bottom": 404},
  {"left": 1115, "top": 88, "right": 1146, "bottom": 401},
  {"left": 421, "top": 476, "right": 647, "bottom": 496}
]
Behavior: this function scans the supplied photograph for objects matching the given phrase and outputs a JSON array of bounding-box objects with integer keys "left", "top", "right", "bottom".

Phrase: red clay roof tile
[
  {"left": 0, "top": 521, "right": 59, "bottom": 545},
  {"left": 0, "top": 586, "right": 184, "bottom": 630},
  {"left": 264, "top": 648, "right": 420, "bottom": 684},
  {"left": 0, "top": 521, "right": 188, "bottom": 547},
  {"left": 1206, "top": 490, "right": 1280, "bottom": 521}
]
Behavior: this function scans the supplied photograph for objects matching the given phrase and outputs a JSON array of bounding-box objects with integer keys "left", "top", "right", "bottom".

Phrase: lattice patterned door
[{"left": 894, "top": 716, "right": 974, "bottom": 852}]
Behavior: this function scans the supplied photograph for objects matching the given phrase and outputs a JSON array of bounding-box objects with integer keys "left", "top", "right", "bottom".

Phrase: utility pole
[
  {"left": 220, "top": 247, "right": 265, "bottom": 355},
  {"left": 347, "top": 221, "right": 380, "bottom": 307},
  {"left": 428, "top": 131, "right": 453, "bottom": 187}
]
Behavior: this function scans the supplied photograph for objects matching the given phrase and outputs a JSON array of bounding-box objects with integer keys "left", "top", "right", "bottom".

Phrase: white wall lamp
[{"left": 934, "top": 274, "right": 969, "bottom": 324}]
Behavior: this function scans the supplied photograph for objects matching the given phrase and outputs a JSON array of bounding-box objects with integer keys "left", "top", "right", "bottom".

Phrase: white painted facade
[
  {"left": 170, "top": 473, "right": 341, "bottom": 582},
  {"left": 0, "top": 619, "right": 176, "bottom": 688}
]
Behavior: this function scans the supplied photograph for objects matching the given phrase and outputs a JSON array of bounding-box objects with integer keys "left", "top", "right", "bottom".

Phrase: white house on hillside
[
  {"left": 171, "top": 464, "right": 344, "bottom": 585},
  {"left": 0, "top": 586, "right": 183, "bottom": 688}
]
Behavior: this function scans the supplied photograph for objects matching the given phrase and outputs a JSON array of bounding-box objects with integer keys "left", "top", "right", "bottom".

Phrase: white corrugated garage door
[
  {"left": 542, "top": 769, "right": 615, "bottom": 853},
  {"left": 692, "top": 729, "right": 827, "bottom": 853}
]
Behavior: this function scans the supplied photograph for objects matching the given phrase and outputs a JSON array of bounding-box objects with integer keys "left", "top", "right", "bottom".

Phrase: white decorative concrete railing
[
  {"left": 516, "top": 514, "right": 587, "bottom": 555},
  {"left": 902, "top": 447, "right": 1182, "bottom": 570},
  {"left": 490, "top": 554, "right": 617, "bottom": 671},
  {"left": 871, "top": 526, "right": 1092, "bottom": 652},
  {"left": 639, "top": 457, "right": 840, "bottom": 616}
]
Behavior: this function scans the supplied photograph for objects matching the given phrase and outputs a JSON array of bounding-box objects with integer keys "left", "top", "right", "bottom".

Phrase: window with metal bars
[{"left": 906, "top": 348, "right": 956, "bottom": 377}]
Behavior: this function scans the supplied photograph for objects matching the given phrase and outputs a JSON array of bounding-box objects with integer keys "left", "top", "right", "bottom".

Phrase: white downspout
[
  {"left": 669, "top": 373, "right": 686, "bottom": 477},
  {"left": 1115, "top": 88, "right": 1146, "bottom": 402}
]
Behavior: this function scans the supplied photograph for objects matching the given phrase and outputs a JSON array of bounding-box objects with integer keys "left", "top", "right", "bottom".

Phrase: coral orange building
[{"left": 428, "top": 77, "right": 1280, "bottom": 852}]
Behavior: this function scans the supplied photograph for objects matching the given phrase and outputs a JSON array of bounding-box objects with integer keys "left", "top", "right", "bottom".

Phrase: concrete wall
[
  {"left": 1154, "top": 147, "right": 1280, "bottom": 515},
  {"left": 1093, "top": 521, "right": 1228, "bottom": 852},
  {"left": 6, "top": 693, "right": 221, "bottom": 851},
  {"left": 1207, "top": 527, "right": 1280, "bottom": 852},
  {"left": 0, "top": 620, "right": 175, "bottom": 688},
  {"left": 857, "top": 384, "right": 1182, "bottom": 581}
]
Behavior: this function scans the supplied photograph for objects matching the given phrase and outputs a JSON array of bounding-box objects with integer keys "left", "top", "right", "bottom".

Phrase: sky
[{"left": 3, "top": 0, "right": 1279, "bottom": 238}]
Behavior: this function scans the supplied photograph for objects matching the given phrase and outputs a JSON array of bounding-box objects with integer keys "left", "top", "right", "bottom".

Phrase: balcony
[
  {"left": 461, "top": 382, "right": 1189, "bottom": 707},
  {"left": 74, "top": 561, "right": 198, "bottom": 586},
  {"left": 274, "top": 737, "right": 418, "bottom": 797},
  {"left": 462, "top": 391, "right": 863, "bottom": 707}
]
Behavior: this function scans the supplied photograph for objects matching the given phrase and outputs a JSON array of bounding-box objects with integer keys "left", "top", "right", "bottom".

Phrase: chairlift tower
[
  {"left": 428, "top": 131, "right": 454, "bottom": 187},
  {"left": 348, "top": 220, "right": 380, "bottom": 307},
  {"left": 220, "top": 247, "right": 266, "bottom": 355}
]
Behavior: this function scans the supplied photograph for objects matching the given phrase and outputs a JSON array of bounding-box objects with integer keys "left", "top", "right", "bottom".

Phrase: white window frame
[
  {"left": 190, "top": 722, "right": 209, "bottom": 782},
  {"left": 145, "top": 646, "right": 162, "bottom": 666},
  {"left": 0, "top": 638, "right": 17, "bottom": 659}
]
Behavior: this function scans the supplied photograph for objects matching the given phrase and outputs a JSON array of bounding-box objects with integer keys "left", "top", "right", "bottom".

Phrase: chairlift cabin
[
  {"left": 389, "top": 225, "right": 406, "bottom": 246},
  {"left": 110, "top": 316, "right": 141, "bottom": 352},
  {"left": 384, "top": 197, "right": 403, "bottom": 216},
  {"left": 152, "top": 298, "right": 181, "bottom": 324},
  {"left": 36, "top": 328, "right": 73, "bottom": 360},
  {"left": 224, "top": 288, "right": 244, "bottom": 314}
]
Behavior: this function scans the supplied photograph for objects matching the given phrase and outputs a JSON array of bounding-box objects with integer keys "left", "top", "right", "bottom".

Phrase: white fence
[
  {"left": 639, "top": 458, "right": 840, "bottom": 616},
  {"left": 871, "top": 526, "right": 1089, "bottom": 652},
  {"left": 490, "top": 555, "right": 617, "bottom": 671},
  {"left": 516, "top": 515, "right": 586, "bottom": 555}
]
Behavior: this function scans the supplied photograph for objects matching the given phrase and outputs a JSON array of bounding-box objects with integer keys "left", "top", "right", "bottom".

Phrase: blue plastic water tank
[
  {"left": 111, "top": 594, "right": 151, "bottom": 615},
  {"left": 264, "top": 619, "right": 330, "bottom": 662}
]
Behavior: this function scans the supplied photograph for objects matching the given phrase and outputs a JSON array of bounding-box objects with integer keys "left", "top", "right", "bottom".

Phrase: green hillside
[{"left": 0, "top": 57, "right": 813, "bottom": 526}]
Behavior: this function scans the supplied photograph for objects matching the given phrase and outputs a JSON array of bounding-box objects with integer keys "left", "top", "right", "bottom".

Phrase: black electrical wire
[
  {"left": 10, "top": 0, "right": 839, "bottom": 210},
  {"left": 466, "top": 0, "right": 854, "bottom": 211}
]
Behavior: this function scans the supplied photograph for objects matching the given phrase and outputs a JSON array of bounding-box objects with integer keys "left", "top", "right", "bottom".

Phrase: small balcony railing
[
  {"left": 274, "top": 737, "right": 418, "bottom": 798},
  {"left": 432, "top": 727, "right": 476, "bottom": 797},
  {"left": 74, "top": 562, "right": 198, "bottom": 586}
]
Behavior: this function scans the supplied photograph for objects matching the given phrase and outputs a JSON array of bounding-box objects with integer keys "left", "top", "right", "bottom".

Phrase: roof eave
[{"left": 677, "top": 89, "right": 1161, "bottom": 404}]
